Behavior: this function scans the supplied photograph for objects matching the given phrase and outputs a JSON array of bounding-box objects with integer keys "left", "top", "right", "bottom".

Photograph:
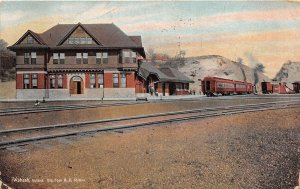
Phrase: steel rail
[
  {"left": 0, "top": 102, "right": 299, "bottom": 149},
  {"left": 0, "top": 98, "right": 206, "bottom": 116},
  {"left": 0, "top": 100, "right": 299, "bottom": 135},
  {"left": 0, "top": 98, "right": 298, "bottom": 117}
]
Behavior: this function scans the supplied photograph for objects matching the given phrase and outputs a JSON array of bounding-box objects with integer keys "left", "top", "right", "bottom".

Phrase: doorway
[
  {"left": 206, "top": 81, "right": 210, "bottom": 91},
  {"left": 169, "top": 83, "right": 176, "bottom": 95},
  {"left": 70, "top": 76, "right": 83, "bottom": 95}
]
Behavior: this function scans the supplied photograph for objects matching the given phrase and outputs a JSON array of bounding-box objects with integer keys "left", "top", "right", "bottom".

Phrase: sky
[{"left": 1, "top": 1, "right": 300, "bottom": 78}]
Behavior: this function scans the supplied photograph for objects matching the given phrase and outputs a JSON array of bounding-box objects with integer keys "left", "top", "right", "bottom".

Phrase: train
[
  {"left": 261, "top": 81, "right": 300, "bottom": 94},
  {"left": 201, "top": 76, "right": 300, "bottom": 96},
  {"left": 201, "top": 76, "right": 254, "bottom": 96}
]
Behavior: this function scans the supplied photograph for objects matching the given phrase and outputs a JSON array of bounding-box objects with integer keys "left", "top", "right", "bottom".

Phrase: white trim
[
  {"left": 104, "top": 70, "right": 121, "bottom": 73},
  {"left": 17, "top": 71, "right": 47, "bottom": 74}
]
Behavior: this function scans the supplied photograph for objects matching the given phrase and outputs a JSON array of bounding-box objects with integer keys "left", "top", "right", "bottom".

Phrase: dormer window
[
  {"left": 87, "top": 37, "right": 92, "bottom": 44},
  {"left": 27, "top": 36, "right": 33, "bottom": 44},
  {"left": 80, "top": 37, "right": 86, "bottom": 44},
  {"left": 68, "top": 38, "right": 75, "bottom": 44},
  {"left": 67, "top": 37, "right": 93, "bottom": 44},
  {"left": 75, "top": 38, "right": 80, "bottom": 44}
]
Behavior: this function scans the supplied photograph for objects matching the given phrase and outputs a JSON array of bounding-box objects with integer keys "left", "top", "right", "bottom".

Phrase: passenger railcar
[{"left": 201, "top": 76, "right": 254, "bottom": 96}]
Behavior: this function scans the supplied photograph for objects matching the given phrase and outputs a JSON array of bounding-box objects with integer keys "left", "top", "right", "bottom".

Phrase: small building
[
  {"left": 292, "top": 81, "right": 300, "bottom": 93},
  {"left": 136, "top": 62, "right": 193, "bottom": 96}
]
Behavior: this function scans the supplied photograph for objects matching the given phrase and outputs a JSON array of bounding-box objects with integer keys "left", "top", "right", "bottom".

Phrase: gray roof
[
  {"left": 9, "top": 23, "right": 145, "bottom": 57},
  {"left": 139, "top": 63, "right": 193, "bottom": 83}
]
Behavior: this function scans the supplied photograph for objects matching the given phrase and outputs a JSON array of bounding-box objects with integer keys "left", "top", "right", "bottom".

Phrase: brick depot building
[{"left": 8, "top": 23, "right": 192, "bottom": 100}]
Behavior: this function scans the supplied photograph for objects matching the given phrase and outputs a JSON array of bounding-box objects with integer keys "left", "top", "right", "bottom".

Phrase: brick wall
[
  {"left": 104, "top": 73, "right": 113, "bottom": 88},
  {"left": 126, "top": 72, "right": 135, "bottom": 88},
  {"left": 37, "top": 73, "right": 45, "bottom": 89},
  {"left": 16, "top": 73, "right": 23, "bottom": 89},
  {"left": 63, "top": 74, "right": 67, "bottom": 89},
  {"left": 85, "top": 73, "right": 90, "bottom": 88}
]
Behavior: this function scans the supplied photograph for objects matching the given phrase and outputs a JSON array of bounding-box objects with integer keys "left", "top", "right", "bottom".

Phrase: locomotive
[{"left": 201, "top": 76, "right": 253, "bottom": 96}]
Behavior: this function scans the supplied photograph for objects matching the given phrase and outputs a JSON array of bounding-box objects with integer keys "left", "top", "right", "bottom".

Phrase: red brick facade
[
  {"left": 16, "top": 74, "right": 23, "bottom": 89},
  {"left": 104, "top": 73, "right": 113, "bottom": 88},
  {"left": 126, "top": 72, "right": 135, "bottom": 88},
  {"left": 37, "top": 73, "right": 45, "bottom": 89},
  {"left": 85, "top": 74, "right": 90, "bottom": 88},
  {"left": 63, "top": 74, "right": 67, "bottom": 89}
]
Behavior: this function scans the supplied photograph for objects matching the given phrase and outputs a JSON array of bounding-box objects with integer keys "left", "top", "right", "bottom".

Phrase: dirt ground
[
  {"left": 0, "top": 107, "right": 299, "bottom": 189},
  {"left": 0, "top": 81, "right": 15, "bottom": 99}
]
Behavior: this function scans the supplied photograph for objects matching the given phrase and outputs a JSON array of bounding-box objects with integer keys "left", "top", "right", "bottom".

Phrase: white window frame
[
  {"left": 31, "top": 74, "right": 38, "bottom": 89},
  {"left": 90, "top": 74, "right": 96, "bottom": 88},
  {"left": 98, "top": 73, "right": 104, "bottom": 88},
  {"left": 23, "top": 74, "right": 30, "bottom": 89},
  {"left": 120, "top": 73, "right": 126, "bottom": 88},
  {"left": 57, "top": 74, "right": 63, "bottom": 88}
]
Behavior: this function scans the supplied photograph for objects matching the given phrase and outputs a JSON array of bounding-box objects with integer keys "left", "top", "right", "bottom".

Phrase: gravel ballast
[{"left": 0, "top": 107, "right": 299, "bottom": 189}]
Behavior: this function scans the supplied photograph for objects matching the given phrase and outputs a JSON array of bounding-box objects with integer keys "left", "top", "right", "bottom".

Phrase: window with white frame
[
  {"left": 83, "top": 53, "right": 88, "bottom": 64},
  {"left": 31, "top": 52, "right": 36, "bottom": 64},
  {"left": 24, "top": 53, "right": 30, "bottom": 64},
  {"left": 53, "top": 53, "right": 59, "bottom": 64},
  {"left": 23, "top": 74, "right": 30, "bottom": 89},
  {"left": 74, "top": 38, "right": 80, "bottom": 44},
  {"left": 58, "top": 74, "right": 63, "bottom": 88},
  {"left": 59, "top": 53, "right": 65, "bottom": 64},
  {"left": 80, "top": 37, "right": 86, "bottom": 44},
  {"left": 103, "top": 52, "right": 108, "bottom": 64},
  {"left": 132, "top": 52, "right": 137, "bottom": 63},
  {"left": 53, "top": 53, "right": 65, "bottom": 64},
  {"left": 32, "top": 74, "right": 38, "bottom": 89},
  {"left": 68, "top": 38, "right": 75, "bottom": 44},
  {"left": 120, "top": 73, "right": 126, "bottom": 88},
  {"left": 113, "top": 73, "right": 119, "bottom": 88},
  {"left": 27, "top": 36, "right": 33, "bottom": 44},
  {"left": 50, "top": 75, "right": 56, "bottom": 88},
  {"left": 96, "top": 53, "right": 102, "bottom": 64},
  {"left": 87, "top": 37, "right": 92, "bottom": 44},
  {"left": 67, "top": 37, "right": 93, "bottom": 44},
  {"left": 90, "top": 74, "right": 96, "bottom": 88},
  {"left": 96, "top": 52, "right": 108, "bottom": 64},
  {"left": 76, "top": 53, "right": 82, "bottom": 64},
  {"left": 124, "top": 51, "right": 130, "bottom": 63},
  {"left": 98, "top": 73, "right": 104, "bottom": 88}
]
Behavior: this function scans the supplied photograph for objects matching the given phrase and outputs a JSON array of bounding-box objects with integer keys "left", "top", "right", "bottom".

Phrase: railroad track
[
  {"left": 0, "top": 101, "right": 146, "bottom": 116},
  {"left": 0, "top": 101, "right": 299, "bottom": 149},
  {"left": 0, "top": 98, "right": 204, "bottom": 116}
]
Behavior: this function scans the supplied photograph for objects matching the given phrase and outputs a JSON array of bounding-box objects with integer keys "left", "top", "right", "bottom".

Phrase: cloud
[
  {"left": 0, "top": 11, "right": 27, "bottom": 22},
  {"left": 122, "top": 7, "right": 300, "bottom": 34}
]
